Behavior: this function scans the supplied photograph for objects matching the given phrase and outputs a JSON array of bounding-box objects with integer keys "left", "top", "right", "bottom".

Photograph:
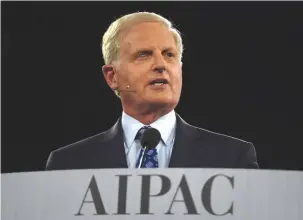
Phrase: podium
[{"left": 2, "top": 169, "right": 303, "bottom": 219}]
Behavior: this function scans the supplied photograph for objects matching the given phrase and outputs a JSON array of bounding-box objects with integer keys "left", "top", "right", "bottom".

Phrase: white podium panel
[{"left": 1, "top": 169, "right": 303, "bottom": 220}]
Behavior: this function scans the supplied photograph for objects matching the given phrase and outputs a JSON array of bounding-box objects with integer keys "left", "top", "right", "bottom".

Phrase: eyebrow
[
  {"left": 132, "top": 47, "right": 177, "bottom": 55},
  {"left": 162, "top": 47, "right": 176, "bottom": 52}
]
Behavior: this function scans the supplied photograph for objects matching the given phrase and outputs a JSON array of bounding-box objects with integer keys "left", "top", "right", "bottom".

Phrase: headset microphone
[{"left": 116, "top": 85, "right": 136, "bottom": 94}]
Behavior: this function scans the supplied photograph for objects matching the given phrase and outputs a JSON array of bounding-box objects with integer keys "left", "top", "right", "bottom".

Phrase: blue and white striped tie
[{"left": 135, "top": 126, "right": 159, "bottom": 168}]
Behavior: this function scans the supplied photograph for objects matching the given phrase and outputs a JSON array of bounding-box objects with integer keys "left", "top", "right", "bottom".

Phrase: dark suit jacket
[{"left": 46, "top": 114, "right": 259, "bottom": 170}]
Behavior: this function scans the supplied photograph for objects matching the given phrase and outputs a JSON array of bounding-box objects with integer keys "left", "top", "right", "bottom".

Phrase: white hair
[{"left": 101, "top": 11, "right": 183, "bottom": 65}]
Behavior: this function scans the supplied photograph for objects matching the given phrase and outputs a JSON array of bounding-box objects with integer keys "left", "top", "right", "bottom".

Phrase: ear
[{"left": 102, "top": 64, "right": 118, "bottom": 91}]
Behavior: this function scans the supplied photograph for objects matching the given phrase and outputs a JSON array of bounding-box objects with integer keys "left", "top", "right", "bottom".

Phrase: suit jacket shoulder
[
  {"left": 169, "top": 116, "right": 259, "bottom": 169},
  {"left": 45, "top": 119, "right": 128, "bottom": 170}
]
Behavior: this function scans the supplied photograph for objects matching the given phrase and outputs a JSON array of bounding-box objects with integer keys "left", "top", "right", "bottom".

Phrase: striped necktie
[{"left": 135, "top": 126, "right": 159, "bottom": 168}]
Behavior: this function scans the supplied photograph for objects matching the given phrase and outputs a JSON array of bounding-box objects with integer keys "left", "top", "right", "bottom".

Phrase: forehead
[{"left": 119, "top": 22, "right": 177, "bottom": 53}]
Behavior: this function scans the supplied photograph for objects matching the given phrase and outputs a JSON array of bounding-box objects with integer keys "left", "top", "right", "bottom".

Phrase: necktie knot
[
  {"left": 135, "top": 126, "right": 151, "bottom": 141},
  {"left": 135, "top": 126, "right": 159, "bottom": 168}
]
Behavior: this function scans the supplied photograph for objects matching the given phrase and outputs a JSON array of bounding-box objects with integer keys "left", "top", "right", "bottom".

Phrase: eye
[
  {"left": 165, "top": 51, "right": 175, "bottom": 58},
  {"left": 137, "top": 50, "right": 152, "bottom": 58}
]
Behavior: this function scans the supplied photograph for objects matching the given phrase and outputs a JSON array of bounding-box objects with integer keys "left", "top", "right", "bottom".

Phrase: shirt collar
[{"left": 121, "top": 110, "right": 176, "bottom": 148}]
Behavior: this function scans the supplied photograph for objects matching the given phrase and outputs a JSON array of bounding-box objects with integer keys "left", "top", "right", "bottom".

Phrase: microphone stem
[{"left": 138, "top": 146, "right": 148, "bottom": 169}]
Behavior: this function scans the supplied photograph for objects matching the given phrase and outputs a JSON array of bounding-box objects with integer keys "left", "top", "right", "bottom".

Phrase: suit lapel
[
  {"left": 99, "top": 117, "right": 128, "bottom": 168},
  {"left": 169, "top": 114, "right": 206, "bottom": 167}
]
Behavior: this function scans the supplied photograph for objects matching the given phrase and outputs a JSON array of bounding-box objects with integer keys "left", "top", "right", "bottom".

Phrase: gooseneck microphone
[{"left": 137, "top": 127, "right": 161, "bottom": 168}]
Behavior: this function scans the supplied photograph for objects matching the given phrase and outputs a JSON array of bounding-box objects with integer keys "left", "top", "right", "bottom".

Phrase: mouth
[{"left": 149, "top": 78, "right": 169, "bottom": 86}]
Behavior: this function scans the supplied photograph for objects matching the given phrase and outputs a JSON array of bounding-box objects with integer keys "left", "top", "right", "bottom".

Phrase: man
[{"left": 46, "top": 12, "right": 259, "bottom": 170}]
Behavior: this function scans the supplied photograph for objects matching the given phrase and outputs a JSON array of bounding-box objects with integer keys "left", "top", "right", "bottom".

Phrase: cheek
[
  {"left": 172, "top": 68, "right": 182, "bottom": 87},
  {"left": 118, "top": 64, "right": 139, "bottom": 85},
  {"left": 127, "top": 64, "right": 149, "bottom": 86}
]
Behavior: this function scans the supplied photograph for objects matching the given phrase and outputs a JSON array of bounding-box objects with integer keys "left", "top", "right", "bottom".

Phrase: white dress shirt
[{"left": 121, "top": 110, "right": 177, "bottom": 168}]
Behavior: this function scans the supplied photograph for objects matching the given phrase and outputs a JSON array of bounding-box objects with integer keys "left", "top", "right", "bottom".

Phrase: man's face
[{"left": 105, "top": 22, "right": 182, "bottom": 112}]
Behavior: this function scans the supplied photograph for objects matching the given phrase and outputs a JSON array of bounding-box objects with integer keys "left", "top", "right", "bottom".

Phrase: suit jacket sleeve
[
  {"left": 45, "top": 151, "right": 61, "bottom": 171},
  {"left": 239, "top": 142, "right": 259, "bottom": 169}
]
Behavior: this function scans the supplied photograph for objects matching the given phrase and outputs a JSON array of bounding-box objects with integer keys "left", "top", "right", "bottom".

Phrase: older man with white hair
[{"left": 46, "top": 12, "right": 259, "bottom": 170}]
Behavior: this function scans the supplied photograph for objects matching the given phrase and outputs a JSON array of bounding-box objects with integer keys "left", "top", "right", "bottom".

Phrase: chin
[
  {"left": 143, "top": 92, "right": 179, "bottom": 106},
  {"left": 148, "top": 97, "right": 177, "bottom": 108}
]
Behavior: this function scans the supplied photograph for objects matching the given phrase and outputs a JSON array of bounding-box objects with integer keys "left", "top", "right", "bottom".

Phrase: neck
[{"left": 123, "top": 105, "right": 174, "bottom": 125}]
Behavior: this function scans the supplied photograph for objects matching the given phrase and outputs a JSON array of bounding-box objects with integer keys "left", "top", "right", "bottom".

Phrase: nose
[
  {"left": 154, "top": 66, "right": 165, "bottom": 73},
  {"left": 153, "top": 52, "right": 166, "bottom": 74}
]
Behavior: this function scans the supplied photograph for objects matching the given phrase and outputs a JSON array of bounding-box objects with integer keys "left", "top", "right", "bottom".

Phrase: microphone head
[{"left": 140, "top": 127, "right": 161, "bottom": 149}]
